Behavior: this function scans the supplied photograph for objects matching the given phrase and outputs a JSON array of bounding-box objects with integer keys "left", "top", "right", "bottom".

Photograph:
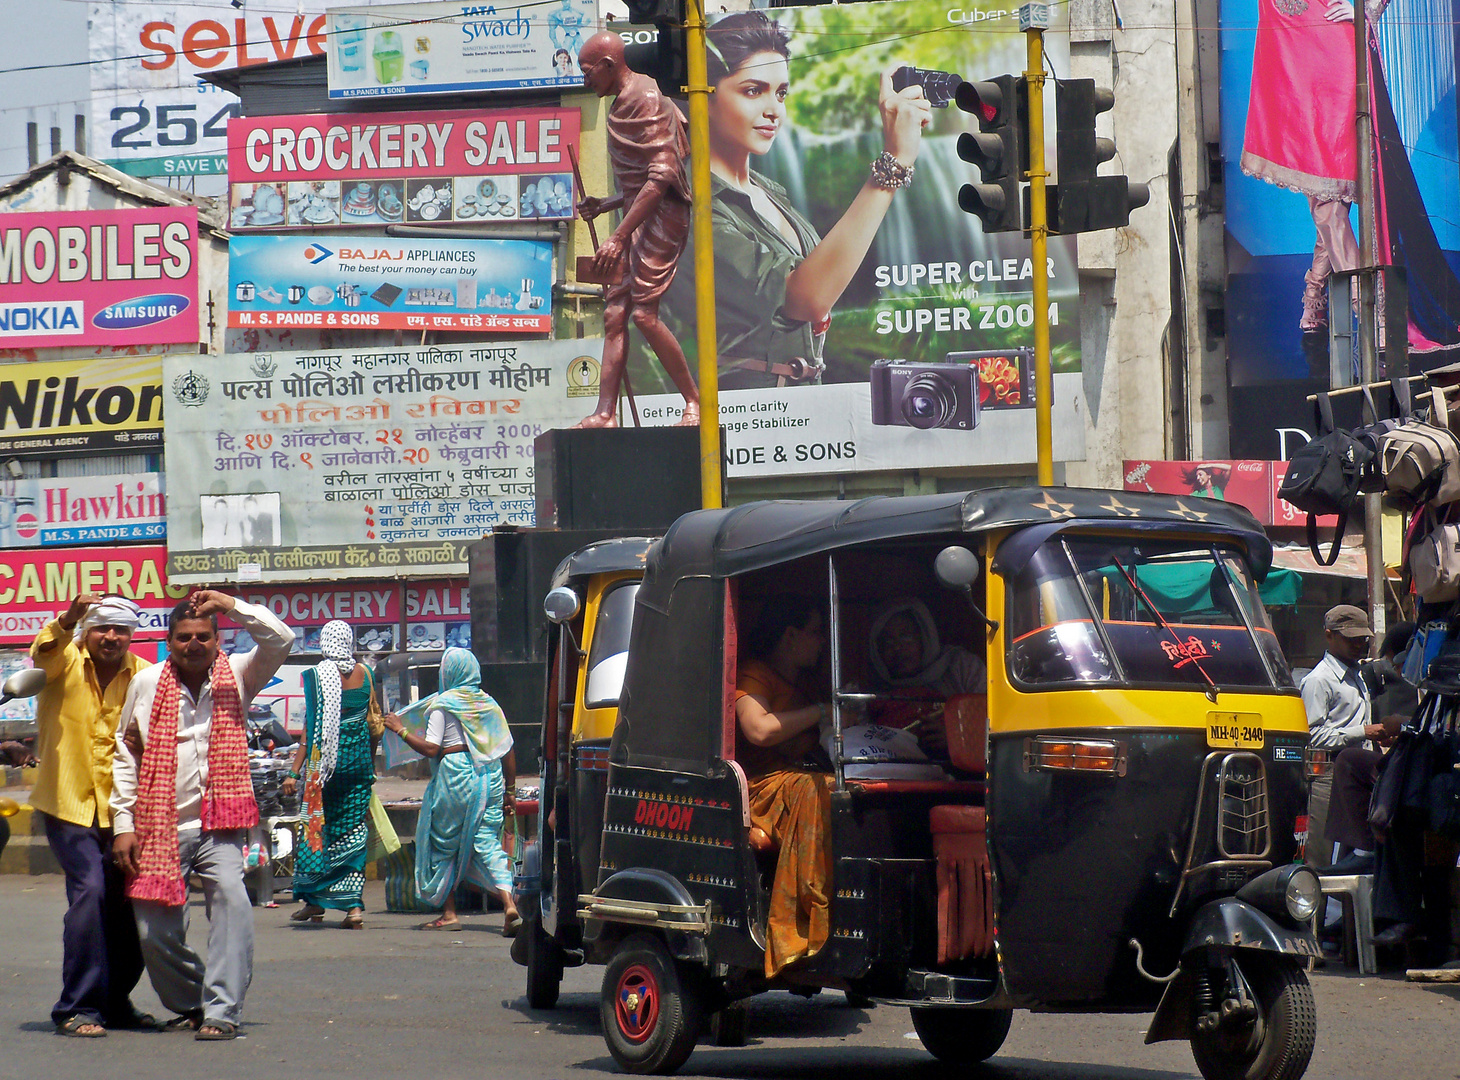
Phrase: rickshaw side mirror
[
  {"left": 0, "top": 667, "right": 48, "bottom": 705},
  {"left": 544, "top": 586, "right": 581, "bottom": 625},
  {"left": 935, "top": 546, "right": 981, "bottom": 590}
]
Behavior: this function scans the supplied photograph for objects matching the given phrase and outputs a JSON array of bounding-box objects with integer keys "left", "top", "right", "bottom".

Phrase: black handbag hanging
[{"left": 1277, "top": 393, "right": 1372, "bottom": 566}]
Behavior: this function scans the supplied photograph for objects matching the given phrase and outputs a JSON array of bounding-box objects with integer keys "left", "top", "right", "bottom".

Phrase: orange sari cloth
[{"left": 736, "top": 659, "right": 833, "bottom": 977}]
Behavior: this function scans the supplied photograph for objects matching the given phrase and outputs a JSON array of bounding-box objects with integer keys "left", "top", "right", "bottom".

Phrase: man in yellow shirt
[{"left": 31, "top": 594, "right": 155, "bottom": 1038}]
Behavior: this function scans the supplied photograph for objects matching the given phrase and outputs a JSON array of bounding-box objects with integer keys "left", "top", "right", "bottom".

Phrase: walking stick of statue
[{"left": 568, "top": 145, "right": 640, "bottom": 428}]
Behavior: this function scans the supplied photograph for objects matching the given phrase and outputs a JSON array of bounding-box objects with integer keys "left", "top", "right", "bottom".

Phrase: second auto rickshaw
[{"left": 513, "top": 488, "right": 1321, "bottom": 1080}]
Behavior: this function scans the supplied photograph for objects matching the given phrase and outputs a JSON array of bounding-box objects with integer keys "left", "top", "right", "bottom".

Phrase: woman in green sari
[{"left": 283, "top": 621, "right": 384, "bottom": 929}]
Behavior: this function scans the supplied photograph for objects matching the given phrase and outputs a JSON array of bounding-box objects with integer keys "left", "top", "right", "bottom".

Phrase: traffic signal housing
[
  {"left": 955, "top": 76, "right": 1025, "bottom": 234},
  {"left": 1051, "top": 79, "right": 1150, "bottom": 233},
  {"left": 623, "top": 27, "right": 686, "bottom": 99}
]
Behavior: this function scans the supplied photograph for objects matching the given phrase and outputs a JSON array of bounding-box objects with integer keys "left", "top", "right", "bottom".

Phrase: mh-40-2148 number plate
[{"left": 1206, "top": 712, "right": 1264, "bottom": 749}]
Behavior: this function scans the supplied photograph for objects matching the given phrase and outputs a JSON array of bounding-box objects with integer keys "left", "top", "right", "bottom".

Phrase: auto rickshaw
[{"left": 513, "top": 489, "right": 1321, "bottom": 1080}]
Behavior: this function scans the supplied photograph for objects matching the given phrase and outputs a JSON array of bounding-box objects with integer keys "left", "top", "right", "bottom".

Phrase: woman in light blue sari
[{"left": 382, "top": 648, "right": 521, "bottom": 934}]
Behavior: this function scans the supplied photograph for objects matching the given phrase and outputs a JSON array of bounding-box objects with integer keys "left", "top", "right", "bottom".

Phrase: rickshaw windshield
[{"left": 1006, "top": 535, "right": 1294, "bottom": 691}]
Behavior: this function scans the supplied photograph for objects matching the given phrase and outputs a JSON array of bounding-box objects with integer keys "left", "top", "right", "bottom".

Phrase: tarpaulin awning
[{"left": 1100, "top": 561, "right": 1304, "bottom": 612}]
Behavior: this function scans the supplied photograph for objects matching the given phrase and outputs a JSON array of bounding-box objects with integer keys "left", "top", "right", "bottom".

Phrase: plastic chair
[{"left": 1318, "top": 874, "right": 1376, "bottom": 975}]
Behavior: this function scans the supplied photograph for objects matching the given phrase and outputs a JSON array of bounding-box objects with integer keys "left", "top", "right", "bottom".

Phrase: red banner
[
  {"left": 0, "top": 545, "right": 185, "bottom": 644},
  {"left": 1122, "top": 460, "right": 1275, "bottom": 525}
]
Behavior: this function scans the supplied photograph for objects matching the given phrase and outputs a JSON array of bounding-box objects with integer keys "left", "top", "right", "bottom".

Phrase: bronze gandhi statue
[{"left": 576, "top": 31, "right": 700, "bottom": 429}]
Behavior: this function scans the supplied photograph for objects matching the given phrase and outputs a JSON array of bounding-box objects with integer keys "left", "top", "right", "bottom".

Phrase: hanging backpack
[
  {"left": 1410, "top": 510, "right": 1460, "bottom": 604},
  {"left": 1378, "top": 386, "right": 1460, "bottom": 507},
  {"left": 1277, "top": 393, "right": 1371, "bottom": 566}
]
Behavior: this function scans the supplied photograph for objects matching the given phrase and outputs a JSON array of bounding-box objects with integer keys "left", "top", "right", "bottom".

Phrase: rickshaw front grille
[{"left": 1216, "top": 753, "right": 1270, "bottom": 859}]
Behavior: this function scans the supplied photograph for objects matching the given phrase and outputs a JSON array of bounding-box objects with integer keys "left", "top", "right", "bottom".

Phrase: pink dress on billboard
[{"left": 1240, "top": 0, "right": 1359, "bottom": 202}]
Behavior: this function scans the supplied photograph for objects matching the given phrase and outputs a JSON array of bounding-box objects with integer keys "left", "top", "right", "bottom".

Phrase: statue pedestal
[{"left": 533, "top": 426, "right": 707, "bottom": 531}]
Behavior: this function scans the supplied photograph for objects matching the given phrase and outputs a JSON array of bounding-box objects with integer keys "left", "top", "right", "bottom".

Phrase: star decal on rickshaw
[
  {"left": 1097, "top": 495, "right": 1141, "bottom": 517},
  {"left": 1031, "top": 492, "right": 1077, "bottom": 519},
  {"left": 1169, "top": 500, "right": 1211, "bottom": 522}
]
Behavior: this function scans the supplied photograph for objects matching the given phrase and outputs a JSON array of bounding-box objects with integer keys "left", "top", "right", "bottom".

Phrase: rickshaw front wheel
[
  {"left": 1189, "top": 956, "right": 1316, "bottom": 1080},
  {"left": 910, "top": 1006, "right": 1013, "bottom": 1064},
  {"left": 600, "top": 933, "right": 705, "bottom": 1075}
]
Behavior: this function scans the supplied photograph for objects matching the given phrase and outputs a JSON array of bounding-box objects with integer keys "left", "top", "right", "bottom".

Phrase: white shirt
[
  {"left": 111, "top": 600, "right": 295, "bottom": 834},
  {"left": 1300, "top": 651, "right": 1372, "bottom": 751},
  {"left": 426, "top": 708, "right": 467, "bottom": 750}
]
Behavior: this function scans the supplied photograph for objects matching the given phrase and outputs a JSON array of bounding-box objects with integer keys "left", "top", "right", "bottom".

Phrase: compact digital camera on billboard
[
  {"left": 946, "top": 348, "right": 1037, "bottom": 411},
  {"left": 890, "top": 65, "right": 961, "bottom": 108},
  {"left": 869, "top": 360, "right": 981, "bottom": 430}
]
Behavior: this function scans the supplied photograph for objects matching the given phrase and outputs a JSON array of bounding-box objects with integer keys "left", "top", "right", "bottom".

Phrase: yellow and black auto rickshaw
[{"left": 513, "top": 489, "right": 1320, "bottom": 1080}]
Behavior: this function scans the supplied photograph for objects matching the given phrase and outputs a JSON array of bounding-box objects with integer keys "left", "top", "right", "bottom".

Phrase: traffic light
[
  {"left": 625, "top": 0, "right": 680, "bottom": 25},
  {"left": 955, "top": 76, "right": 1025, "bottom": 234},
  {"left": 1050, "top": 79, "right": 1150, "bottom": 233},
  {"left": 622, "top": 27, "right": 686, "bottom": 98}
]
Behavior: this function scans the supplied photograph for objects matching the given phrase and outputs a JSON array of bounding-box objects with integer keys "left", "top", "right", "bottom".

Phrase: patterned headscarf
[
  {"left": 314, "top": 621, "right": 356, "bottom": 783},
  {"left": 395, "top": 647, "right": 512, "bottom": 767}
]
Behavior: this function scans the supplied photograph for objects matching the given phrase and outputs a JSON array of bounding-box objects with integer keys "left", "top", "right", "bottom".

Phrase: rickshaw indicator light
[{"left": 1022, "top": 736, "right": 1127, "bottom": 776}]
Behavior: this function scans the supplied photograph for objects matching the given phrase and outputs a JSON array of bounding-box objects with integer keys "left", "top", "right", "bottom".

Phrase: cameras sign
[{"left": 627, "top": 0, "right": 1084, "bottom": 477}]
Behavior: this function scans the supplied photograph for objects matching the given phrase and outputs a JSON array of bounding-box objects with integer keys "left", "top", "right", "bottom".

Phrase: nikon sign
[{"left": 0, "top": 356, "right": 165, "bottom": 458}]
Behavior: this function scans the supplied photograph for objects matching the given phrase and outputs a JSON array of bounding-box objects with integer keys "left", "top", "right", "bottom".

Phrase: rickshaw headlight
[{"left": 1283, "top": 867, "right": 1321, "bottom": 923}]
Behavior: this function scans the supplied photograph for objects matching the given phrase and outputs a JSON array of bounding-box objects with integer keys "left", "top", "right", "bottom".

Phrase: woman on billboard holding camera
[{"left": 666, "top": 11, "right": 931, "bottom": 389}]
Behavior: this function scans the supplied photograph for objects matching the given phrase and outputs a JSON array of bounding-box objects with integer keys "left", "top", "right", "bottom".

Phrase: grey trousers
[{"left": 132, "top": 828, "right": 254, "bottom": 1026}]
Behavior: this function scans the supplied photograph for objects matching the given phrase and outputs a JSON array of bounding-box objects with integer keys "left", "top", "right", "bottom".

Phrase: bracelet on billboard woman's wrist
[{"left": 870, "top": 151, "right": 914, "bottom": 190}]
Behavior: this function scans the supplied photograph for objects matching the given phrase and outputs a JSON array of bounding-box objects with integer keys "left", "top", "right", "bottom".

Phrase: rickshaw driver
[
  {"left": 865, "top": 599, "right": 985, "bottom": 755},
  {"left": 733, "top": 596, "right": 839, "bottom": 978}
]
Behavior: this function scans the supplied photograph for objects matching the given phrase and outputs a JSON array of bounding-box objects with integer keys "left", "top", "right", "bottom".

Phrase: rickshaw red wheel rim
[{"left": 613, "top": 963, "right": 660, "bottom": 1043}]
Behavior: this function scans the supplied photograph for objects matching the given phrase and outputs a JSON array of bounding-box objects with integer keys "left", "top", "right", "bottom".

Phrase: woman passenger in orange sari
[{"left": 734, "top": 595, "right": 835, "bottom": 976}]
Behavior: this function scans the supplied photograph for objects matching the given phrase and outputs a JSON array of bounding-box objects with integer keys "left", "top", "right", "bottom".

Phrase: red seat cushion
[{"left": 930, "top": 804, "right": 992, "bottom": 963}]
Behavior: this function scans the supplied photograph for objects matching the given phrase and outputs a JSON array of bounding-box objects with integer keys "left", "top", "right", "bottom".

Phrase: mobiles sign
[{"left": 0, "top": 207, "right": 200, "bottom": 348}]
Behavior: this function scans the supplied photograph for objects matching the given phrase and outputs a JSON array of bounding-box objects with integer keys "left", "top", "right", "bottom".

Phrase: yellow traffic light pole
[
  {"left": 685, "top": 0, "right": 722, "bottom": 508},
  {"left": 1023, "top": 27, "right": 1053, "bottom": 486}
]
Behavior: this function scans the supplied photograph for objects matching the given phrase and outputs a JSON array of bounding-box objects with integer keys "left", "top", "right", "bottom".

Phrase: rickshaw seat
[
  {"left": 944, "top": 693, "right": 988, "bottom": 774},
  {"left": 930, "top": 804, "right": 994, "bottom": 964},
  {"left": 845, "top": 779, "right": 985, "bottom": 798}
]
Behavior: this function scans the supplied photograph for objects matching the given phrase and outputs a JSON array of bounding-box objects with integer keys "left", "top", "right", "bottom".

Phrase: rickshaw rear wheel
[
  {"left": 709, "top": 1002, "right": 748, "bottom": 1047},
  {"left": 525, "top": 913, "right": 563, "bottom": 1010},
  {"left": 1189, "top": 956, "right": 1315, "bottom": 1080},
  {"left": 910, "top": 1006, "right": 1013, "bottom": 1064},
  {"left": 600, "top": 933, "right": 705, "bottom": 1074}
]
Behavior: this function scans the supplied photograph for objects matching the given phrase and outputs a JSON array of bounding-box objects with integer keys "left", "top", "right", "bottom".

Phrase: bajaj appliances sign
[{"left": 0, "top": 207, "right": 201, "bottom": 348}]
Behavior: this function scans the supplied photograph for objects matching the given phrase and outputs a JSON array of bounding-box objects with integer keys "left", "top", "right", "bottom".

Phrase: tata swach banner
[
  {"left": 0, "top": 207, "right": 200, "bottom": 348},
  {"left": 0, "top": 356, "right": 165, "bottom": 458},
  {"left": 325, "top": 0, "right": 596, "bottom": 98},
  {"left": 226, "top": 107, "right": 579, "bottom": 230},
  {"left": 632, "top": 0, "right": 1084, "bottom": 477},
  {"left": 0, "top": 545, "right": 185, "bottom": 645}
]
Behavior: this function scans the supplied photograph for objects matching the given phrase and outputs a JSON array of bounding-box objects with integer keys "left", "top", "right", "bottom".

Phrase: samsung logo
[{"left": 92, "top": 294, "right": 190, "bottom": 330}]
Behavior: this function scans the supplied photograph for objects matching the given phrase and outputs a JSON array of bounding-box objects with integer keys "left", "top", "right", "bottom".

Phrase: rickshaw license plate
[{"left": 1206, "top": 712, "right": 1264, "bottom": 749}]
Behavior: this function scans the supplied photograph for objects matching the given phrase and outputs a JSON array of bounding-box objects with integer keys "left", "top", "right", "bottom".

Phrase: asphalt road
[{"left": 3, "top": 876, "right": 1457, "bottom": 1080}]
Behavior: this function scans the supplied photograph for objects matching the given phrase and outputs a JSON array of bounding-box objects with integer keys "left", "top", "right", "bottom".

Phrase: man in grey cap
[{"left": 1299, "top": 604, "right": 1396, "bottom": 870}]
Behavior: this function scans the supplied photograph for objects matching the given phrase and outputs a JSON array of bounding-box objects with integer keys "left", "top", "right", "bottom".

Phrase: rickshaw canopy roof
[
  {"left": 550, "top": 537, "right": 656, "bottom": 590},
  {"left": 647, "top": 488, "right": 1272, "bottom": 591}
]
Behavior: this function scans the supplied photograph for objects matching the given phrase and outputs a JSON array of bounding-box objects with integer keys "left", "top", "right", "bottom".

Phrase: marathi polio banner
[
  {"left": 629, "top": 0, "right": 1083, "bottom": 477},
  {"left": 226, "top": 107, "right": 578, "bottom": 229},
  {"left": 227, "top": 235, "right": 553, "bottom": 332},
  {"left": 161, "top": 339, "right": 601, "bottom": 583}
]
